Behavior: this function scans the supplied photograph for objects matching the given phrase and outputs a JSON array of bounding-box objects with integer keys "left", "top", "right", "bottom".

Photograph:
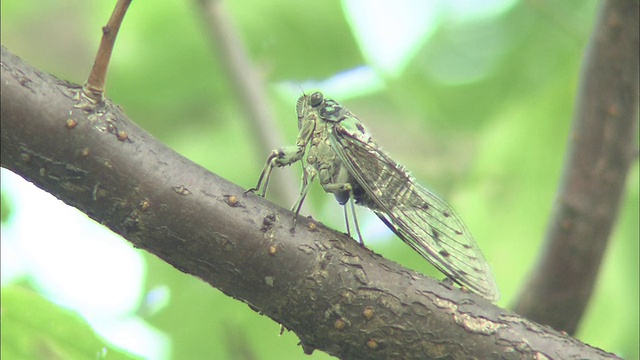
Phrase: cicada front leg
[
  {"left": 245, "top": 145, "right": 305, "bottom": 197},
  {"left": 246, "top": 112, "right": 316, "bottom": 197}
]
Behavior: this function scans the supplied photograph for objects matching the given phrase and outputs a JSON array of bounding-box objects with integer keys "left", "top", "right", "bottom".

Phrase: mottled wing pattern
[{"left": 330, "top": 119, "right": 499, "bottom": 301}]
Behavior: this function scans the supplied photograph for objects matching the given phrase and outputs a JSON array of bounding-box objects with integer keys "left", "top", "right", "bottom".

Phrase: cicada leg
[
  {"left": 246, "top": 143, "right": 307, "bottom": 197},
  {"left": 322, "top": 182, "right": 365, "bottom": 245},
  {"left": 342, "top": 198, "right": 365, "bottom": 245},
  {"left": 244, "top": 152, "right": 278, "bottom": 197},
  {"left": 290, "top": 165, "right": 317, "bottom": 231},
  {"left": 349, "top": 198, "right": 365, "bottom": 245}
]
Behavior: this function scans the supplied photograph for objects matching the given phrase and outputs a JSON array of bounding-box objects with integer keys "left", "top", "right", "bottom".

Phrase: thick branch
[
  {"left": 0, "top": 46, "right": 619, "bottom": 359},
  {"left": 513, "top": 0, "right": 639, "bottom": 334}
]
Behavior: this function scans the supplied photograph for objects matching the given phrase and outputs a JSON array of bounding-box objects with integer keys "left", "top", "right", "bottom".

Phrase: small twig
[
  {"left": 82, "top": 0, "right": 132, "bottom": 105},
  {"left": 513, "top": 0, "right": 639, "bottom": 334}
]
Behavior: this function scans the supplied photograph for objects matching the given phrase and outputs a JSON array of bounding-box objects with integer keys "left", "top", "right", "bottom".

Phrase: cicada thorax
[{"left": 303, "top": 96, "right": 366, "bottom": 207}]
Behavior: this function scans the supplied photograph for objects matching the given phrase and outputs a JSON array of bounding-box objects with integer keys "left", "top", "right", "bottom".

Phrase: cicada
[{"left": 247, "top": 91, "right": 499, "bottom": 301}]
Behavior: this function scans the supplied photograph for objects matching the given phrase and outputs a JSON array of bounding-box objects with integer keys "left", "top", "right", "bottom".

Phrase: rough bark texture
[
  {"left": 1, "top": 46, "right": 621, "bottom": 359},
  {"left": 513, "top": 0, "right": 639, "bottom": 334}
]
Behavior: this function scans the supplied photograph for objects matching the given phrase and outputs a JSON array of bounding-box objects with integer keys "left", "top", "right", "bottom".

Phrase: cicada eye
[{"left": 310, "top": 92, "right": 324, "bottom": 107}]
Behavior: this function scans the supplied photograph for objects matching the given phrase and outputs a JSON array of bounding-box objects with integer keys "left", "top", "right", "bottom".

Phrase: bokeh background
[{"left": 1, "top": 0, "right": 638, "bottom": 359}]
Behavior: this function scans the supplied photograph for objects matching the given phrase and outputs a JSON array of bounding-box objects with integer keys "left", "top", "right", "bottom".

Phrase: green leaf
[{"left": 1, "top": 285, "right": 138, "bottom": 360}]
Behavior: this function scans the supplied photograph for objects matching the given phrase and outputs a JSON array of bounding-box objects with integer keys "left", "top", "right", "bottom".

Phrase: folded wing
[{"left": 330, "top": 120, "right": 499, "bottom": 301}]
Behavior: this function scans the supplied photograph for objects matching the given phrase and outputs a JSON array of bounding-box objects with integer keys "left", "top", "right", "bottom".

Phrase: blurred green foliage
[
  {"left": 1, "top": 285, "right": 137, "bottom": 360},
  {"left": 1, "top": 0, "right": 637, "bottom": 359}
]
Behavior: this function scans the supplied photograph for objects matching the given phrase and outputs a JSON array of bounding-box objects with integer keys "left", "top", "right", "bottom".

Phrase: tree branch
[
  {"left": 513, "top": 0, "right": 639, "bottom": 334},
  {"left": 0, "top": 46, "right": 620, "bottom": 359}
]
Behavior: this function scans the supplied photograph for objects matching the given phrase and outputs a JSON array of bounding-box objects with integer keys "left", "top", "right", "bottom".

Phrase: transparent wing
[{"left": 330, "top": 120, "right": 499, "bottom": 301}]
